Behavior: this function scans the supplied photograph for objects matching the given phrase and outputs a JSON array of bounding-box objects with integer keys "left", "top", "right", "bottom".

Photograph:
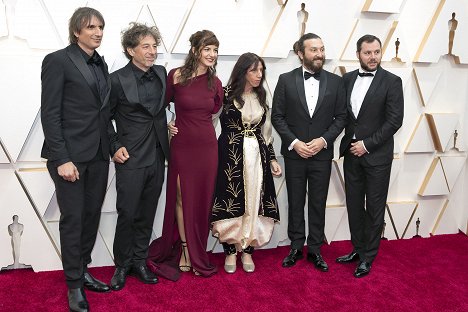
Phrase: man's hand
[
  {"left": 350, "top": 141, "right": 367, "bottom": 157},
  {"left": 113, "top": 147, "right": 130, "bottom": 163},
  {"left": 306, "top": 138, "right": 326, "bottom": 156},
  {"left": 58, "top": 162, "right": 79, "bottom": 182},
  {"left": 293, "top": 140, "right": 314, "bottom": 158}
]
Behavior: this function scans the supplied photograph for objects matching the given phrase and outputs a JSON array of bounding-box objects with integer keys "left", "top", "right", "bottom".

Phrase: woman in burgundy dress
[{"left": 147, "top": 30, "right": 222, "bottom": 280}]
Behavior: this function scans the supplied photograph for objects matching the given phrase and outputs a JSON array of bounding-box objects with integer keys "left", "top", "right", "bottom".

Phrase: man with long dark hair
[
  {"left": 41, "top": 7, "right": 111, "bottom": 312},
  {"left": 272, "top": 33, "right": 347, "bottom": 272}
]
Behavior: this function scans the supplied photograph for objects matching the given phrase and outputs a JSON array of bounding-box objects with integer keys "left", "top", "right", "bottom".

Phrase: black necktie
[
  {"left": 358, "top": 72, "right": 374, "bottom": 77},
  {"left": 87, "top": 53, "right": 102, "bottom": 66},
  {"left": 304, "top": 71, "right": 320, "bottom": 80}
]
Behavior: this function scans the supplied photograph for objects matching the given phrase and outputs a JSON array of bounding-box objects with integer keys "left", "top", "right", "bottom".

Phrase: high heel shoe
[{"left": 179, "top": 241, "right": 192, "bottom": 272}]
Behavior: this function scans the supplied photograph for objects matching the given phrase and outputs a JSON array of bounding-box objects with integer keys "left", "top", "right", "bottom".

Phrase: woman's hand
[
  {"left": 270, "top": 160, "right": 282, "bottom": 176},
  {"left": 168, "top": 121, "right": 178, "bottom": 137}
]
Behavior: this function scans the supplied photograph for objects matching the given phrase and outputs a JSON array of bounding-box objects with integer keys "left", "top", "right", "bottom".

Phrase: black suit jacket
[
  {"left": 108, "top": 62, "right": 169, "bottom": 169},
  {"left": 271, "top": 67, "right": 347, "bottom": 160},
  {"left": 41, "top": 44, "right": 111, "bottom": 164},
  {"left": 339, "top": 67, "right": 404, "bottom": 166}
]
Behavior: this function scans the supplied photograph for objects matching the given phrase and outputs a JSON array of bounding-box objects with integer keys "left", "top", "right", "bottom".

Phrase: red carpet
[{"left": 1, "top": 233, "right": 467, "bottom": 312}]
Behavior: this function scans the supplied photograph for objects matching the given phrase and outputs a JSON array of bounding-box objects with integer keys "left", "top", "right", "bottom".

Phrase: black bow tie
[
  {"left": 142, "top": 70, "right": 155, "bottom": 82},
  {"left": 304, "top": 71, "right": 320, "bottom": 80},
  {"left": 87, "top": 53, "right": 102, "bottom": 66},
  {"left": 358, "top": 72, "right": 374, "bottom": 77}
]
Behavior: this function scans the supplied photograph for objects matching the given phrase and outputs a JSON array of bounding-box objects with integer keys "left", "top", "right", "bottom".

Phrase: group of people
[{"left": 40, "top": 7, "right": 403, "bottom": 312}]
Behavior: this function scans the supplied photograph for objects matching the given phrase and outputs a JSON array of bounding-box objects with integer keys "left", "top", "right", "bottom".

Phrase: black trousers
[
  {"left": 113, "top": 148, "right": 165, "bottom": 268},
  {"left": 343, "top": 150, "right": 392, "bottom": 263},
  {"left": 284, "top": 157, "right": 332, "bottom": 253},
  {"left": 47, "top": 159, "right": 109, "bottom": 289}
]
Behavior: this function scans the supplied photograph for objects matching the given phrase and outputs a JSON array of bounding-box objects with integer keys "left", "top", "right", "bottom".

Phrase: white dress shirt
[{"left": 350, "top": 68, "right": 377, "bottom": 151}]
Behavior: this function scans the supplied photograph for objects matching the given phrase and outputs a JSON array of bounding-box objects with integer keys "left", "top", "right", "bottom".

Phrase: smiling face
[
  {"left": 197, "top": 44, "right": 218, "bottom": 72},
  {"left": 298, "top": 38, "right": 325, "bottom": 73},
  {"left": 357, "top": 40, "right": 381, "bottom": 72},
  {"left": 244, "top": 62, "right": 263, "bottom": 93},
  {"left": 74, "top": 15, "right": 104, "bottom": 55},
  {"left": 128, "top": 35, "right": 157, "bottom": 72}
]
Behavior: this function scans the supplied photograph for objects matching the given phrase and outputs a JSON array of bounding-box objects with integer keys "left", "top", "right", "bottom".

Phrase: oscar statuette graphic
[
  {"left": 391, "top": 38, "right": 403, "bottom": 63},
  {"left": 413, "top": 217, "right": 422, "bottom": 238},
  {"left": 451, "top": 130, "right": 460, "bottom": 151},
  {"left": 447, "top": 12, "right": 460, "bottom": 63},
  {"left": 1, "top": 215, "right": 32, "bottom": 271},
  {"left": 297, "top": 3, "right": 309, "bottom": 37}
]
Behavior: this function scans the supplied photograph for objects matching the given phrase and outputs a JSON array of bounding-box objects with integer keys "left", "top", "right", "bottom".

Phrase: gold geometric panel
[
  {"left": 415, "top": 0, "right": 468, "bottom": 64},
  {"left": 0, "top": 138, "right": 11, "bottom": 163},
  {"left": 324, "top": 205, "right": 347, "bottom": 243},
  {"left": 439, "top": 155, "right": 467, "bottom": 191},
  {"left": 405, "top": 114, "right": 435, "bottom": 153},
  {"left": 387, "top": 201, "right": 419, "bottom": 239},
  {"left": 16, "top": 169, "right": 54, "bottom": 217},
  {"left": 0, "top": 169, "right": 62, "bottom": 272},
  {"left": 340, "top": 19, "right": 396, "bottom": 61},
  {"left": 418, "top": 157, "right": 449, "bottom": 196},
  {"left": 362, "top": 0, "right": 404, "bottom": 13},
  {"left": 331, "top": 208, "right": 351, "bottom": 242},
  {"left": 426, "top": 113, "right": 459, "bottom": 152},
  {"left": 432, "top": 199, "right": 459, "bottom": 235},
  {"left": 327, "top": 162, "right": 345, "bottom": 206},
  {"left": 412, "top": 66, "right": 442, "bottom": 107}
]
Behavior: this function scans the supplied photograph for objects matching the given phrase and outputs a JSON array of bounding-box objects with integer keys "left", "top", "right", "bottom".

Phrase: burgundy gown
[{"left": 147, "top": 68, "right": 222, "bottom": 280}]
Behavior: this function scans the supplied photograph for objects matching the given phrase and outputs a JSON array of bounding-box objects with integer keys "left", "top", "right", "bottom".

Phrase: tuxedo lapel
[
  {"left": 312, "top": 70, "right": 328, "bottom": 116},
  {"left": 294, "top": 67, "right": 309, "bottom": 116},
  {"left": 118, "top": 63, "right": 140, "bottom": 108},
  {"left": 347, "top": 70, "right": 359, "bottom": 119},
  {"left": 66, "top": 45, "right": 101, "bottom": 104},
  {"left": 357, "top": 68, "right": 383, "bottom": 119}
]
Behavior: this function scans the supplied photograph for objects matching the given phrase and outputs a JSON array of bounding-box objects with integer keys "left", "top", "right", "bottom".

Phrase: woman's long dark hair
[
  {"left": 179, "top": 30, "right": 219, "bottom": 89},
  {"left": 227, "top": 52, "right": 268, "bottom": 111}
]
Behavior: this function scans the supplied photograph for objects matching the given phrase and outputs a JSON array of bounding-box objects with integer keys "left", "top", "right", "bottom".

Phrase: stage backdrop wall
[{"left": 1, "top": 0, "right": 467, "bottom": 272}]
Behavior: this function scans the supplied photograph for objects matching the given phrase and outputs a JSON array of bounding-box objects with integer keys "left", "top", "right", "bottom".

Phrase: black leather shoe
[
  {"left": 354, "top": 261, "right": 371, "bottom": 278},
  {"left": 282, "top": 249, "right": 303, "bottom": 267},
  {"left": 83, "top": 272, "right": 110, "bottom": 292},
  {"left": 110, "top": 266, "right": 130, "bottom": 291},
  {"left": 307, "top": 253, "right": 329, "bottom": 272},
  {"left": 336, "top": 251, "right": 360, "bottom": 263},
  {"left": 68, "top": 288, "right": 88, "bottom": 312},
  {"left": 130, "top": 264, "right": 158, "bottom": 284}
]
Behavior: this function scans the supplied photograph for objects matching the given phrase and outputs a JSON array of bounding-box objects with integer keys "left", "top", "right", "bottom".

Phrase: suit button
[{"left": 354, "top": 122, "right": 358, "bottom": 126}]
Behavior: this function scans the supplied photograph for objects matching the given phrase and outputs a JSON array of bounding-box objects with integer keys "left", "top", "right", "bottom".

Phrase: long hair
[
  {"left": 179, "top": 30, "right": 219, "bottom": 89},
  {"left": 227, "top": 52, "right": 268, "bottom": 111},
  {"left": 68, "top": 7, "right": 105, "bottom": 44}
]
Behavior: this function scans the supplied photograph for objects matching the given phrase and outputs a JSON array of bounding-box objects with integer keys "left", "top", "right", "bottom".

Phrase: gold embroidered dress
[{"left": 212, "top": 91, "right": 279, "bottom": 250}]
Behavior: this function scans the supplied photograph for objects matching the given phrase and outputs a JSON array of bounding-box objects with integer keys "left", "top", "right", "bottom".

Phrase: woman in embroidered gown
[
  {"left": 147, "top": 30, "right": 222, "bottom": 280},
  {"left": 211, "top": 53, "right": 281, "bottom": 273}
]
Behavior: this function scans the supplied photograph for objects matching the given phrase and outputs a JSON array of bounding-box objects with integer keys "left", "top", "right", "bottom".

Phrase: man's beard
[
  {"left": 303, "top": 56, "right": 325, "bottom": 73},
  {"left": 359, "top": 58, "right": 380, "bottom": 72}
]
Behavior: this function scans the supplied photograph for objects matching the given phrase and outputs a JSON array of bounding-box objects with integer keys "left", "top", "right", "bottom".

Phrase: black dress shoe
[
  {"left": 336, "top": 251, "right": 360, "bottom": 263},
  {"left": 68, "top": 288, "right": 88, "bottom": 312},
  {"left": 83, "top": 272, "right": 110, "bottom": 292},
  {"left": 130, "top": 264, "right": 158, "bottom": 284},
  {"left": 354, "top": 261, "right": 371, "bottom": 278},
  {"left": 110, "top": 266, "right": 131, "bottom": 291},
  {"left": 307, "top": 253, "right": 329, "bottom": 272},
  {"left": 282, "top": 249, "right": 303, "bottom": 267}
]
